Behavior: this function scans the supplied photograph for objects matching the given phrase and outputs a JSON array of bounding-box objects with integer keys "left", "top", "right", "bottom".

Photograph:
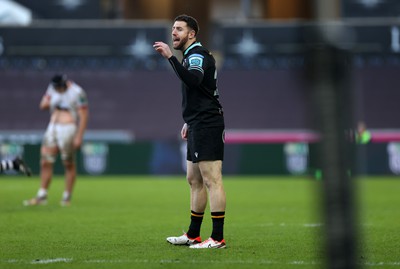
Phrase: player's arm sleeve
[
  {"left": 77, "top": 90, "right": 89, "bottom": 108},
  {"left": 168, "top": 56, "right": 203, "bottom": 88}
]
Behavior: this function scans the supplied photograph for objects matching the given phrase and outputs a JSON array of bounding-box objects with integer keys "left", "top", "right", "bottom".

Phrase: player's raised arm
[{"left": 153, "top": 41, "right": 173, "bottom": 59}]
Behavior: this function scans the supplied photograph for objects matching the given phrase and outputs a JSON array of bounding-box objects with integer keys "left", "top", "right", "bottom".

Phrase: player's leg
[
  {"left": 59, "top": 124, "right": 77, "bottom": 206},
  {"left": 167, "top": 128, "right": 207, "bottom": 246},
  {"left": 199, "top": 160, "right": 225, "bottom": 212},
  {"left": 190, "top": 160, "right": 226, "bottom": 249},
  {"left": 23, "top": 144, "right": 57, "bottom": 206},
  {"left": 166, "top": 161, "right": 206, "bottom": 246},
  {"left": 40, "top": 145, "right": 57, "bottom": 190},
  {"left": 24, "top": 124, "right": 59, "bottom": 206},
  {"left": 61, "top": 158, "right": 75, "bottom": 206},
  {"left": 189, "top": 126, "right": 226, "bottom": 249},
  {"left": 186, "top": 160, "right": 207, "bottom": 237}
]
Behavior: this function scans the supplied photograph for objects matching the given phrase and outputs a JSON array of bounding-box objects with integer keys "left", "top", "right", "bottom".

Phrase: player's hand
[
  {"left": 73, "top": 136, "right": 83, "bottom": 149},
  {"left": 181, "top": 123, "right": 188, "bottom": 140},
  {"left": 153, "top": 41, "right": 173, "bottom": 59},
  {"left": 39, "top": 94, "right": 51, "bottom": 110}
]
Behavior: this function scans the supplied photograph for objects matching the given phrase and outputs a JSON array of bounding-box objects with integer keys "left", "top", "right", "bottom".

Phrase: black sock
[
  {"left": 187, "top": 210, "right": 204, "bottom": 239},
  {"left": 211, "top": 211, "right": 225, "bottom": 241}
]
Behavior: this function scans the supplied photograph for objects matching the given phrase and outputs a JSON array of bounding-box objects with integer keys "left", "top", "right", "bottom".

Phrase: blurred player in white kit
[{"left": 24, "top": 74, "right": 89, "bottom": 206}]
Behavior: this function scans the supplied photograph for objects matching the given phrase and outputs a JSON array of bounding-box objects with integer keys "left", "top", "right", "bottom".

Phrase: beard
[{"left": 173, "top": 35, "right": 189, "bottom": 51}]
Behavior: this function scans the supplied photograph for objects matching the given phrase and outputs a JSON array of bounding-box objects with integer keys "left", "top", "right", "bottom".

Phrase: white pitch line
[
  {"left": 31, "top": 258, "right": 72, "bottom": 264},
  {"left": 4, "top": 259, "right": 400, "bottom": 267},
  {"left": 255, "top": 222, "right": 323, "bottom": 227},
  {"left": 364, "top": 262, "right": 400, "bottom": 267},
  {"left": 84, "top": 259, "right": 131, "bottom": 263},
  {"left": 303, "top": 223, "right": 323, "bottom": 227}
]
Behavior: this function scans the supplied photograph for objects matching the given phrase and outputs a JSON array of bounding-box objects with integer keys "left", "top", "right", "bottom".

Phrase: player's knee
[
  {"left": 203, "top": 179, "right": 213, "bottom": 189},
  {"left": 203, "top": 176, "right": 223, "bottom": 190},
  {"left": 41, "top": 154, "right": 56, "bottom": 164},
  {"left": 61, "top": 150, "right": 75, "bottom": 160},
  {"left": 61, "top": 151, "right": 75, "bottom": 163},
  {"left": 63, "top": 160, "right": 75, "bottom": 169},
  {"left": 187, "top": 175, "right": 203, "bottom": 189}
]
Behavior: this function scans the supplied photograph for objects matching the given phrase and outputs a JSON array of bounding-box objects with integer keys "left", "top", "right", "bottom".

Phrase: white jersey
[{"left": 45, "top": 82, "right": 88, "bottom": 121}]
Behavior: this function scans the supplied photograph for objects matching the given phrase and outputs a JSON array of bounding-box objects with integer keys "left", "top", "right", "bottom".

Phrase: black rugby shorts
[{"left": 187, "top": 126, "right": 225, "bottom": 163}]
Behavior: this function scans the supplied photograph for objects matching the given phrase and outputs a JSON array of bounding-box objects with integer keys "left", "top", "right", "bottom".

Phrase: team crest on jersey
[
  {"left": 189, "top": 54, "right": 204, "bottom": 67},
  {"left": 80, "top": 95, "right": 87, "bottom": 104}
]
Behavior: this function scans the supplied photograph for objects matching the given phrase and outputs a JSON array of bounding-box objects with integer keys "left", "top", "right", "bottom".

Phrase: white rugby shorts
[{"left": 43, "top": 123, "right": 77, "bottom": 161}]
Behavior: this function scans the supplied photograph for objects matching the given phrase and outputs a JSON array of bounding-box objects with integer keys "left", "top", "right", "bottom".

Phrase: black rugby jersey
[{"left": 168, "top": 42, "right": 224, "bottom": 129}]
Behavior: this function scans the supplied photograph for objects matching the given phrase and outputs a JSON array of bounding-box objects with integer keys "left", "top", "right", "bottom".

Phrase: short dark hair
[
  {"left": 51, "top": 74, "right": 67, "bottom": 88},
  {"left": 174, "top": 14, "right": 199, "bottom": 36}
]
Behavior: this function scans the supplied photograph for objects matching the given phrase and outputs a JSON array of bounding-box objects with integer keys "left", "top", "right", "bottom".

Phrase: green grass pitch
[{"left": 0, "top": 176, "right": 399, "bottom": 269}]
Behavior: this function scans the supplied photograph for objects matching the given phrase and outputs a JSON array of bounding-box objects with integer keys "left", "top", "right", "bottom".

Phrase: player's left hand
[{"left": 181, "top": 123, "right": 188, "bottom": 140}]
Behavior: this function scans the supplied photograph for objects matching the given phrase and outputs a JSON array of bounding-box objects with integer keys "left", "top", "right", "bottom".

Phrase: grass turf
[{"left": 0, "top": 176, "right": 399, "bottom": 269}]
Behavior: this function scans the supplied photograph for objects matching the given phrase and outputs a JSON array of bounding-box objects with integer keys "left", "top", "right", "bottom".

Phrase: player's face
[
  {"left": 55, "top": 86, "right": 67, "bottom": 93},
  {"left": 172, "top": 21, "right": 194, "bottom": 51}
]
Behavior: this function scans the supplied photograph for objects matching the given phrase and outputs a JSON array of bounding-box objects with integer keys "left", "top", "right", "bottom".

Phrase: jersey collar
[{"left": 183, "top": 42, "right": 202, "bottom": 56}]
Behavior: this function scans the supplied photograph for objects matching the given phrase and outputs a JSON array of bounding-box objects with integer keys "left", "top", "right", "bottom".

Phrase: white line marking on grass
[
  {"left": 289, "top": 261, "right": 320, "bottom": 265},
  {"left": 303, "top": 223, "right": 323, "bottom": 227},
  {"left": 82, "top": 259, "right": 315, "bottom": 265},
  {"left": 256, "top": 222, "right": 323, "bottom": 228},
  {"left": 256, "top": 223, "right": 275, "bottom": 227},
  {"left": 31, "top": 258, "right": 72, "bottom": 264},
  {"left": 4, "top": 259, "right": 400, "bottom": 267},
  {"left": 84, "top": 259, "right": 131, "bottom": 263},
  {"left": 364, "top": 262, "right": 400, "bottom": 266},
  {"left": 80, "top": 259, "right": 288, "bottom": 265}
]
